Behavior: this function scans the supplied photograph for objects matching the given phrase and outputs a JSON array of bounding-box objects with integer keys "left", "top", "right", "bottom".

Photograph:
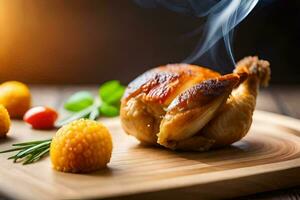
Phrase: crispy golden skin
[
  {"left": 120, "top": 57, "right": 270, "bottom": 151},
  {"left": 123, "top": 64, "right": 221, "bottom": 105},
  {"left": 121, "top": 64, "right": 220, "bottom": 144}
]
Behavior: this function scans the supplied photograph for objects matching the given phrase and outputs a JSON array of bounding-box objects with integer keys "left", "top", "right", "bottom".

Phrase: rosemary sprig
[{"left": 0, "top": 139, "right": 52, "bottom": 165}]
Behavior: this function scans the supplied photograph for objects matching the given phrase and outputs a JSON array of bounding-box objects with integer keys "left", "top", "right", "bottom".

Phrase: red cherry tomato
[{"left": 23, "top": 106, "right": 58, "bottom": 129}]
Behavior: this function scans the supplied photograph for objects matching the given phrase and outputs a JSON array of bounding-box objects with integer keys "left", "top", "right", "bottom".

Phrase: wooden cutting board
[{"left": 0, "top": 110, "right": 300, "bottom": 200}]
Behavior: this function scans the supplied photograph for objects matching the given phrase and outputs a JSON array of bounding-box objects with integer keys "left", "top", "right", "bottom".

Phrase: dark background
[{"left": 0, "top": 0, "right": 299, "bottom": 84}]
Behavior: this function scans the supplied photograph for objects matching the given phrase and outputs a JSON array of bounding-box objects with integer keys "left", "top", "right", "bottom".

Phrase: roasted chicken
[{"left": 120, "top": 56, "right": 270, "bottom": 151}]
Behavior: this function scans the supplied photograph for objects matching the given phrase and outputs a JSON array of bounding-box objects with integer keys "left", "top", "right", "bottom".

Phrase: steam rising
[{"left": 135, "top": 0, "right": 259, "bottom": 68}]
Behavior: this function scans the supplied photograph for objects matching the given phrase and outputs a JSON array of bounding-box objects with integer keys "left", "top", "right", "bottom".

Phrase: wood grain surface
[{"left": 0, "top": 85, "right": 299, "bottom": 200}]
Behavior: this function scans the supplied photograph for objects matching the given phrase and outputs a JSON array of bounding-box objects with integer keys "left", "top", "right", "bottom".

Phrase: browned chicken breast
[{"left": 120, "top": 57, "right": 270, "bottom": 151}]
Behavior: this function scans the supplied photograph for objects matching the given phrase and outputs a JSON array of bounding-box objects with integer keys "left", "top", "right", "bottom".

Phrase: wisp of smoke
[{"left": 135, "top": 0, "right": 259, "bottom": 70}]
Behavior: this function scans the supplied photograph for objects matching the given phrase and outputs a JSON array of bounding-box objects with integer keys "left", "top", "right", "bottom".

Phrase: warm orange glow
[
  {"left": 0, "top": 0, "right": 98, "bottom": 83},
  {"left": 0, "top": 1, "right": 196, "bottom": 84}
]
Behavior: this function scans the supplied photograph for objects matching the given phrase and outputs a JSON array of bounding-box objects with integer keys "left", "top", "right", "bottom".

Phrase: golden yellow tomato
[
  {"left": 0, "top": 81, "right": 31, "bottom": 118},
  {"left": 0, "top": 105, "right": 10, "bottom": 138}
]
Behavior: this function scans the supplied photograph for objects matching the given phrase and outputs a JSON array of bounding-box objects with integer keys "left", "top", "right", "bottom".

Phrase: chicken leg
[{"left": 201, "top": 56, "right": 270, "bottom": 147}]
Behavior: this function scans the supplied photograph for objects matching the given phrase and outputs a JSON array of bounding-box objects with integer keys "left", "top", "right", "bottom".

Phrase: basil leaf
[
  {"left": 99, "top": 102, "right": 119, "bottom": 117},
  {"left": 99, "top": 80, "right": 125, "bottom": 105},
  {"left": 64, "top": 91, "right": 94, "bottom": 112}
]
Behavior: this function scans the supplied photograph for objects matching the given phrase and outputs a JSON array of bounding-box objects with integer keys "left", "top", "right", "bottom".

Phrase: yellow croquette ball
[
  {"left": 0, "top": 105, "right": 10, "bottom": 138},
  {"left": 50, "top": 119, "right": 113, "bottom": 173},
  {"left": 0, "top": 81, "right": 31, "bottom": 118}
]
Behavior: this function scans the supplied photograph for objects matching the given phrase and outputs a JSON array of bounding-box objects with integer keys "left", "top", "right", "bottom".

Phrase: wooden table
[
  {"left": 0, "top": 85, "right": 299, "bottom": 200},
  {"left": 238, "top": 85, "right": 300, "bottom": 200}
]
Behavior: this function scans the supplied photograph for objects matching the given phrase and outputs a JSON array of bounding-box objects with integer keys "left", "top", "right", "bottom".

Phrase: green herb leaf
[
  {"left": 12, "top": 139, "right": 52, "bottom": 146},
  {"left": 99, "top": 80, "right": 125, "bottom": 105},
  {"left": 99, "top": 102, "right": 119, "bottom": 117},
  {"left": 0, "top": 147, "right": 28, "bottom": 153},
  {"left": 0, "top": 139, "right": 52, "bottom": 165},
  {"left": 64, "top": 91, "right": 94, "bottom": 112},
  {"left": 23, "top": 147, "right": 50, "bottom": 165}
]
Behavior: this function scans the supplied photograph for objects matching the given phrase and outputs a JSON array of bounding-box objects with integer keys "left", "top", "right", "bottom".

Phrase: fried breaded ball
[
  {"left": 0, "top": 105, "right": 11, "bottom": 138},
  {"left": 0, "top": 81, "right": 31, "bottom": 118},
  {"left": 50, "top": 119, "right": 113, "bottom": 173}
]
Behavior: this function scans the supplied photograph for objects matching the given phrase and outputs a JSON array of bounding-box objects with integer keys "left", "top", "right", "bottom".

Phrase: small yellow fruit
[
  {"left": 50, "top": 119, "right": 113, "bottom": 173},
  {"left": 0, "top": 81, "right": 31, "bottom": 118},
  {"left": 0, "top": 105, "right": 10, "bottom": 138}
]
